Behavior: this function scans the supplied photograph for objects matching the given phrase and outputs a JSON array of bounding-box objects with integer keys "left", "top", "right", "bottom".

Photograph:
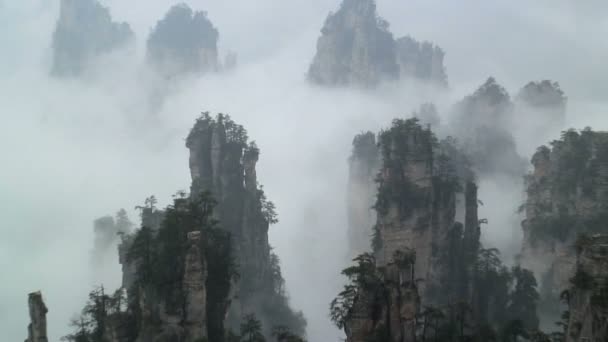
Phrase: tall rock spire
[{"left": 24, "top": 292, "right": 48, "bottom": 342}]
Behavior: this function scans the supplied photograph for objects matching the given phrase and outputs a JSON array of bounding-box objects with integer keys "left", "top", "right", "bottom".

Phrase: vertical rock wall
[
  {"left": 565, "top": 235, "right": 608, "bottom": 342},
  {"left": 344, "top": 253, "right": 419, "bottom": 342},
  {"left": 347, "top": 132, "right": 380, "bottom": 258},
  {"left": 24, "top": 292, "right": 48, "bottom": 342},
  {"left": 372, "top": 119, "right": 479, "bottom": 307},
  {"left": 520, "top": 130, "right": 608, "bottom": 320},
  {"left": 186, "top": 113, "right": 305, "bottom": 336}
]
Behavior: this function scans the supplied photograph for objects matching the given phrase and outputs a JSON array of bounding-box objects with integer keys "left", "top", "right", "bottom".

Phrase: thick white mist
[{"left": 3, "top": 1, "right": 608, "bottom": 342}]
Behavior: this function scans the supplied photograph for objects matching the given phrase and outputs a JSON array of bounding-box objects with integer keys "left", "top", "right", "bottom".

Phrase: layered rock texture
[
  {"left": 186, "top": 113, "right": 306, "bottom": 336},
  {"left": 25, "top": 292, "right": 48, "bottom": 342},
  {"left": 51, "top": 0, "right": 134, "bottom": 77},
  {"left": 308, "top": 0, "right": 447, "bottom": 87},
  {"left": 147, "top": 4, "right": 219, "bottom": 77},
  {"left": 336, "top": 119, "right": 485, "bottom": 340},
  {"left": 565, "top": 235, "right": 608, "bottom": 342},
  {"left": 372, "top": 119, "right": 479, "bottom": 307},
  {"left": 520, "top": 129, "right": 608, "bottom": 320},
  {"left": 64, "top": 113, "right": 304, "bottom": 342},
  {"left": 334, "top": 252, "right": 419, "bottom": 342}
]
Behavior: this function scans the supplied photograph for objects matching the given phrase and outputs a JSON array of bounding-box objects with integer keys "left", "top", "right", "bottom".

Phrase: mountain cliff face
[
  {"left": 346, "top": 119, "right": 479, "bottom": 307},
  {"left": 337, "top": 119, "right": 544, "bottom": 340},
  {"left": 24, "top": 292, "right": 48, "bottom": 342},
  {"left": 147, "top": 4, "right": 219, "bottom": 77},
  {"left": 331, "top": 252, "right": 419, "bottom": 342},
  {"left": 51, "top": 0, "right": 134, "bottom": 77},
  {"left": 186, "top": 113, "right": 306, "bottom": 337},
  {"left": 347, "top": 132, "right": 380, "bottom": 258},
  {"left": 520, "top": 129, "right": 608, "bottom": 320},
  {"left": 308, "top": 0, "right": 447, "bottom": 87},
  {"left": 372, "top": 119, "right": 479, "bottom": 307},
  {"left": 565, "top": 234, "right": 608, "bottom": 342},
  {"left": 59, "top": 113, "right": 304, "bottom": 342}
]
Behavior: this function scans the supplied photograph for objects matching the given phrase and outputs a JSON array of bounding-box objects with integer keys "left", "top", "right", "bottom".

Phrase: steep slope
[{"left": 51, "top": 0, "right": 134, "bottom": 77}]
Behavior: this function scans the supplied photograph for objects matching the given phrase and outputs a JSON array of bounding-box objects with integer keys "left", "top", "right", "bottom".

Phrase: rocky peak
[
  {"left": 308, "top": 0, "right": 397, "bottom": 87},
  {"left": 147, "top": 4, "right": 219, "bottom": 77},
  {"left": 372, "top": 119, "right": 479, "bottom": 306},
  {"left": 186, "top": 112, "right": 306, "bottom": 337},
  {"left": 25, "top": 291, "right": 48, "bottom": 342},
  {"left": 52, "top": 0, "right": 134, "bottom": 77},
  {"left": 308, "top": 0, "right": 448, "bottom": 88},
  {"left": 450, "top": 77, "right": 525, "bottom": 177}
]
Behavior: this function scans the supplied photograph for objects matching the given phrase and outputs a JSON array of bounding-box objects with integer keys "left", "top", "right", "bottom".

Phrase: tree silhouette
[
  {"left": 240, "top": 314, "right": 266, "bottom": 342},
  {"left": 507, "top": 266, "right": 540, "bottom": 331},
  {"left": 272, "top": 326, "right": 306, "bottom": 342}
]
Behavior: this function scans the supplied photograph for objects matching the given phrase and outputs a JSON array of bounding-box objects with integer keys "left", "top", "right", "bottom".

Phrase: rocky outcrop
[
  {"left": 51, "top": 0, "right": 134, "bottom": 77},
  {"left": 347, "top": 132, "right": 380, "bottom": 258},
  {"left": 308, "top": 0, "right": 398, "bottom": 86},
  {"left": 520, "top": 129, "right": 608, "bottom": 321},
  {"left": 147, "top": 4, "right": 219, "bottom": 77},
  {"left": 373, "top": 119, "right": 478, "bottom": 307},
  {"left": 450, "top": 77, "right": 526, "bottom": 177},
  {"left": 565, "top": 235, "right": 608, "bottom": 342},
  {"left": 186, "top": 113, "right": 306, "bottom": 336},
  {"left": 308, "top": 0, "right": 447, "bottom": 87},
  {"left": 337, "top": 252, "right": 419, "bottom": 342},
  {"left": 25, "top": 292, "right": 48, "bottom": 342}
]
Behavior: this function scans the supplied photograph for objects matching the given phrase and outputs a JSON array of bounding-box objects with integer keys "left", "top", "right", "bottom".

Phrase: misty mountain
[
  {"left": 146, "top": 4, "right": 219, "bottom": 78},
  {"left": 51, "top": 0, "right": 134, "bottom": 77},
  {"left": 308, "top": 0, "right": 447, "bottom": 87},
  {"left": 8, "top": 1, "right": 608, "bottom": 342},
  {"left": 395, "top": 36, "right": 447, "bottom": 86},
  {"left": 450, "top": 77, "right": 527, "bottom": 177}
]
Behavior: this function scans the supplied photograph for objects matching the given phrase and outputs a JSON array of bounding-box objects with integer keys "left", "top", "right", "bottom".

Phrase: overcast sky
[{"left": 2, "top": 1, "right": 608, "bottom": 341}]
